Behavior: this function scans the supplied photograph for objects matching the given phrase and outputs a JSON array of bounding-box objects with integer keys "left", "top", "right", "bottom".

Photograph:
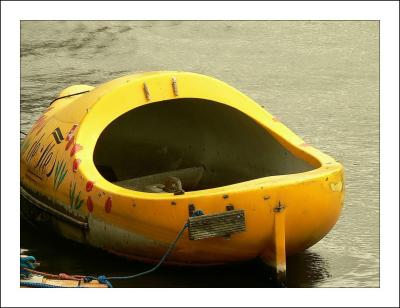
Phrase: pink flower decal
[
  {"left": 72, "top": 158, "right": 81, "bottom": 172},
  {"left": 65, "top": 136, "right": 74, "bottom": 150},
  {"left": 70, "top": 144, "right": 83, "bottom": 157},
  {"left": 87, "top": 196, "right": 93, "bottom": 213},
  {"left": 86, "top": 181, "right": 94, "bottom": 192},
  {"left": 105, "top": 197, "right": 112, "bottom": 213},
  {"left": 66, "top": 124, "right": 78, "bottom": 142}
]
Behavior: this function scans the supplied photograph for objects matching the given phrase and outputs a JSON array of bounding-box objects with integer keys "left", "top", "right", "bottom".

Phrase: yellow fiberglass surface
[{"left": 20, "top": 71, "right": 344, "bottom": 275}]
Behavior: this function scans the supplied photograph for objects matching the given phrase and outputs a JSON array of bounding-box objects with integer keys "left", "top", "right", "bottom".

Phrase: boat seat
[{"left": 113, "top": 166, "right": 205, "bottom": 193}]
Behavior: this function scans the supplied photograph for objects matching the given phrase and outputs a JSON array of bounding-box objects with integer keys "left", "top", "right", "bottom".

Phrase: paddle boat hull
[{"left": 20, "top": 72, "right": 344, "bottom": 278}]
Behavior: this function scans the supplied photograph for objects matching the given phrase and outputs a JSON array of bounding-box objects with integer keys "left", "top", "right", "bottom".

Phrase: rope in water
[
  {"left": 20, "top": 210, "right": 204, "bottom": 288},
  {"left": 84, "top": 210, "right": 204, "bottom": 287}
]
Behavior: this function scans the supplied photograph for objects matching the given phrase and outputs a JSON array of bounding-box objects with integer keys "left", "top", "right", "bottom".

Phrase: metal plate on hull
[{"left": 188, "top": 209, "right": 246, "bottom": 240}]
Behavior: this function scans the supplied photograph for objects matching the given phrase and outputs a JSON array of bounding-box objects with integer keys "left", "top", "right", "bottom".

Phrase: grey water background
[{"left": 20, "top": 21, "right": 379, "bottom": 287}]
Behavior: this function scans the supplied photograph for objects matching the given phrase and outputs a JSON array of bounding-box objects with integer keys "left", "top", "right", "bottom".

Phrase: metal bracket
[
  {"left": 172, "top": 77, "right": 178, "bottom": 96},
  {"left": 226, "top": 204, "right": 234, "bottom": 211},
  {"left": 188, "top": 204, "right": 195, "bottom": 217},
  {"left": 143, "top": 82, "right": 151, "bottom": 101},
  {"left": 273, "top": 201, "right": 286, "bottom": 284},
  {"left": 273, "top": 201, "right": 285, "bottom": 213}
]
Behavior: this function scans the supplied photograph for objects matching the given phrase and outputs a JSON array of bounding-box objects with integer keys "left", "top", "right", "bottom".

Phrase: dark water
[
  {"left": 20, "top": 215, "right": 329, "bottom": 288},
  {"left": 20, "top": 21, "right": 379, "bottom": 287}
]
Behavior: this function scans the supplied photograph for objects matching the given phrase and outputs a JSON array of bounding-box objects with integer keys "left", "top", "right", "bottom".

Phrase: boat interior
[{"left": 93, "top": 98, "right": 315, "bottom": 193}]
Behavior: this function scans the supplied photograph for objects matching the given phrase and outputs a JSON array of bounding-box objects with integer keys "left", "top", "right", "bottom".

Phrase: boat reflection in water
[{"left": 21, "top": 215, "right": 330, "bottom": 288}]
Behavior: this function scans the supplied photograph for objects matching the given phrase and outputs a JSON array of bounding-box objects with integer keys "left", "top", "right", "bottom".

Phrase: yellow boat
[{"left": 20, "top": 71, "right": 344, "bottom": 279}]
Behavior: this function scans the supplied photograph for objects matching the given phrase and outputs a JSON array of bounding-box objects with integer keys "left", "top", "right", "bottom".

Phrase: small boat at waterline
[
  {"left": 20, "top": 71, "right": 344, "bottom": 279},
  {"left": 20, "top": 254, "right": 109, "bottom": 288}
]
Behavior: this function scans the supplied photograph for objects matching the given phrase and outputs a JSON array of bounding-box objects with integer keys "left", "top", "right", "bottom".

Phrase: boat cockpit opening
[{"left": 93, "top": 98, "right": 315, "bottom": 193}]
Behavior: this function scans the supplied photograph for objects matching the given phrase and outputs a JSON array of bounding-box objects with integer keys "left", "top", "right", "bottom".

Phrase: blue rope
[
  {"left": 20, "top": 256, "right": 39, "bottom": 278},
  {"left": 192, "top": 210, "right": 205, "bottom": 217},
  {"left": 20, "top": 256, "right": 37, "bottom": 269},
  {"left": 21, "top": 212, "right": 204, "bottom": 288},
  {"left": 85, "top": 212, "right": 204, "bottom": 285},
  {"left": 95, "top": 275, "right": 113, "bottom": 288},
  {"left": 108, "top": 222, "right": 189, "bottom": 281}
]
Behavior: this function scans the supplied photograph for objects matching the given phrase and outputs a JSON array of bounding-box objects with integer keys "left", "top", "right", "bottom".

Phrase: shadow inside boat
[{"left": 20, "top": 216, "right": 330, "bottom": 288}]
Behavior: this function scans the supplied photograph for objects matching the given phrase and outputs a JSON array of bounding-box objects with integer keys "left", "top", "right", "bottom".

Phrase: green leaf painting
[
  {"left": 69, "top": 181, "right": 84, "bottom": 210},
  {"left": 53, "top": 160, "right": 67, "bottom": 191}
]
